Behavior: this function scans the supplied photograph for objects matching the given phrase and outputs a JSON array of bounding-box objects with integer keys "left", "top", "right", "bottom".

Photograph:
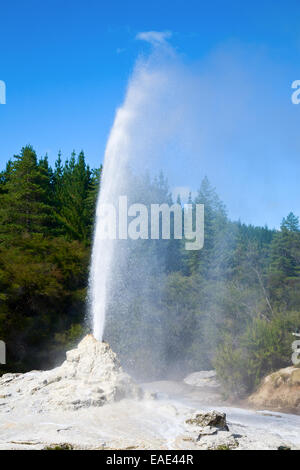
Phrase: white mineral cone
[{"left": 0, "top": 334, "right": 143, "bottom": 412}]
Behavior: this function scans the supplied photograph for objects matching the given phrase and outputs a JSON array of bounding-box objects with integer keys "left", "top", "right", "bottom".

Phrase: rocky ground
[
  {"left": 0, "top": 335, "right": 142, "bottom": 413},
  {"left": 0, "top": 335, "right": 299, "bottom": 450}
]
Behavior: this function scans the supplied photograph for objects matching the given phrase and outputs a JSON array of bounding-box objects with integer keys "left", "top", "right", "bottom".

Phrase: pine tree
[
  {"left": 53, "top": 151, "right": 63, "bottom": 192},
  {"left": 86, "top": 165, "right": 102, "bottom": 225},
  {"left": 281, "top": 212, "right": 300, "bottom": 232},
  {"left": 54, "top": 151, "right": 93, "bottom": 243},
  {"left": 187, "top": 176, "right": 227, "bottom": 274},
  {"left": 269, "top": 213, "right": 300, "bottom": 309},
  {"left": 0, "top": 146, "right": 53, "bottom": 242}
]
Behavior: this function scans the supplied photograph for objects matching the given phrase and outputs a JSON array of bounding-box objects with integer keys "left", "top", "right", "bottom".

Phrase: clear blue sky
[{"left": 1, "top": 0, "right": 300, "bottom": 227}]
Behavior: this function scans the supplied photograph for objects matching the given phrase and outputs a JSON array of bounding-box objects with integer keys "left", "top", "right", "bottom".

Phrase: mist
[{"left": 88, "top": 32, "right": 298, "bottom": 381}]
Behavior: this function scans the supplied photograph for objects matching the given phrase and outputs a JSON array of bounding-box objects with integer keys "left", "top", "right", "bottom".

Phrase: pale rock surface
[
  {"left": 248, "top": 366, "right": 300, "bottom": 413},
  {"left": 0, "top": 334, "right": 143, "bottom": 412},
  {"left": 183, "top": 370, "right": 220, "bottom": 389},
  {"left": 0, "top": 336, "right": 299, "bottom": 450}
]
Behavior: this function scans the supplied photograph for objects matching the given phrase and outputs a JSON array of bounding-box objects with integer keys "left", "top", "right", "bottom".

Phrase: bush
[{"left": 213, "top": 311, "right": 300, "bottom": 396}]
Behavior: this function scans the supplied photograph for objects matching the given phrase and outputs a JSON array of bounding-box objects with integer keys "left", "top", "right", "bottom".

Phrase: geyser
[
  {"left": 88, "top": 35, "right": 209, "bottom": 379},
  {"left": 88, "top": 41, "right": 184, "bottom": 341}
]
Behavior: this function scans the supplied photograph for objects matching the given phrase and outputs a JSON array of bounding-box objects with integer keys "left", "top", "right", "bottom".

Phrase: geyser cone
[{"left": 0, "top": 335, "right": 143, "bottom": 412}]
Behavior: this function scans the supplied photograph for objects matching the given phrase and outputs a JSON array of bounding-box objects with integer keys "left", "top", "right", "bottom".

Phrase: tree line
[
  {"left": 0, "top": 146, "right": 100, "bottom": 371},
  {"left": 0, "top": 145, "right": 299, "bottom": 398}
]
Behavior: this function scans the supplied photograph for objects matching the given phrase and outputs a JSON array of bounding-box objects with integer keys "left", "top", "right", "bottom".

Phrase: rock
[
  {"left": 248, "top": 366, "right": 300, "bottom": 413},
  {"left": 0, "top": 335, "right": 143, "bottom": 412},
  {"left": 185, "top": 410, "right": 230, "bottom": 445},
  {"left": 182, "top": 410, "right": 240, "bottom": 450},
  {"left": 186, "top": 410, "right": 229, "bottom": 430},
  {"left": 183, "top": 371, "right": 220, "bottom": 389}
]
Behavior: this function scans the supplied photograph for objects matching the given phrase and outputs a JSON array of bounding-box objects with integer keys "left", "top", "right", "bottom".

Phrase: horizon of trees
[
  {"left": 0, "top": 145, "right": 101, "bottom": 371},
  {"left": 0, "top": 145, "right": 299, "bottom": 399}
]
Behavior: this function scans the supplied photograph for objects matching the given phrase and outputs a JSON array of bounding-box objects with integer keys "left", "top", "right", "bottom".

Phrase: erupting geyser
[
  {"left": 88, "top": 42, "right": 180, "bottom": 341},
  {"left": 88, "top": 103, "right": 133, "bottom": 340}
]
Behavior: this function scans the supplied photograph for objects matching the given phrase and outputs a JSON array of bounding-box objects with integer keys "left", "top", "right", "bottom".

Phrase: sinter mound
[{"left": 0, "top": 334, "right": 143, "bottom": 412}]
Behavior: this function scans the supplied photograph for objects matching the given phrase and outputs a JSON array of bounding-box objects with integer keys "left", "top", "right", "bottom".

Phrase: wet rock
[{"left": 186, "top": 410, "right": 229, "bottom": 431}]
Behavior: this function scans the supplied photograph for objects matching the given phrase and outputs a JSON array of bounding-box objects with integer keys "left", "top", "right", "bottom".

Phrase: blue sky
[{"left": 1, "top": 0, "right": 300, "bottom": 227}]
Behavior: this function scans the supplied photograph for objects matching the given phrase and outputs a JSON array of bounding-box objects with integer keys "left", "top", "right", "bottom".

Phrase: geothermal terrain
[{"left": 0, "top": 335, "right": 299, "bottom": 450}]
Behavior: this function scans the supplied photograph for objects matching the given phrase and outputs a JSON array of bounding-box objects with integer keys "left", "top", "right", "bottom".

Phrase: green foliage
[
  {"left": 269, "top": 213, "right": 300, "bottom": 310},
  {"left": 0, "top": 146, "right": 54, "bottom": 241},
  {"left": 0, "top": 146, "right": 99, "bottom": 373},
  {"left": 214, "top": 311, "right": 300, "bottom": 396},
  {"left": 53, "top": 151, "right": 101, "bottom": 244},
  {"left": 44, "top": 443, "right": 73, "bottom": 450}
]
